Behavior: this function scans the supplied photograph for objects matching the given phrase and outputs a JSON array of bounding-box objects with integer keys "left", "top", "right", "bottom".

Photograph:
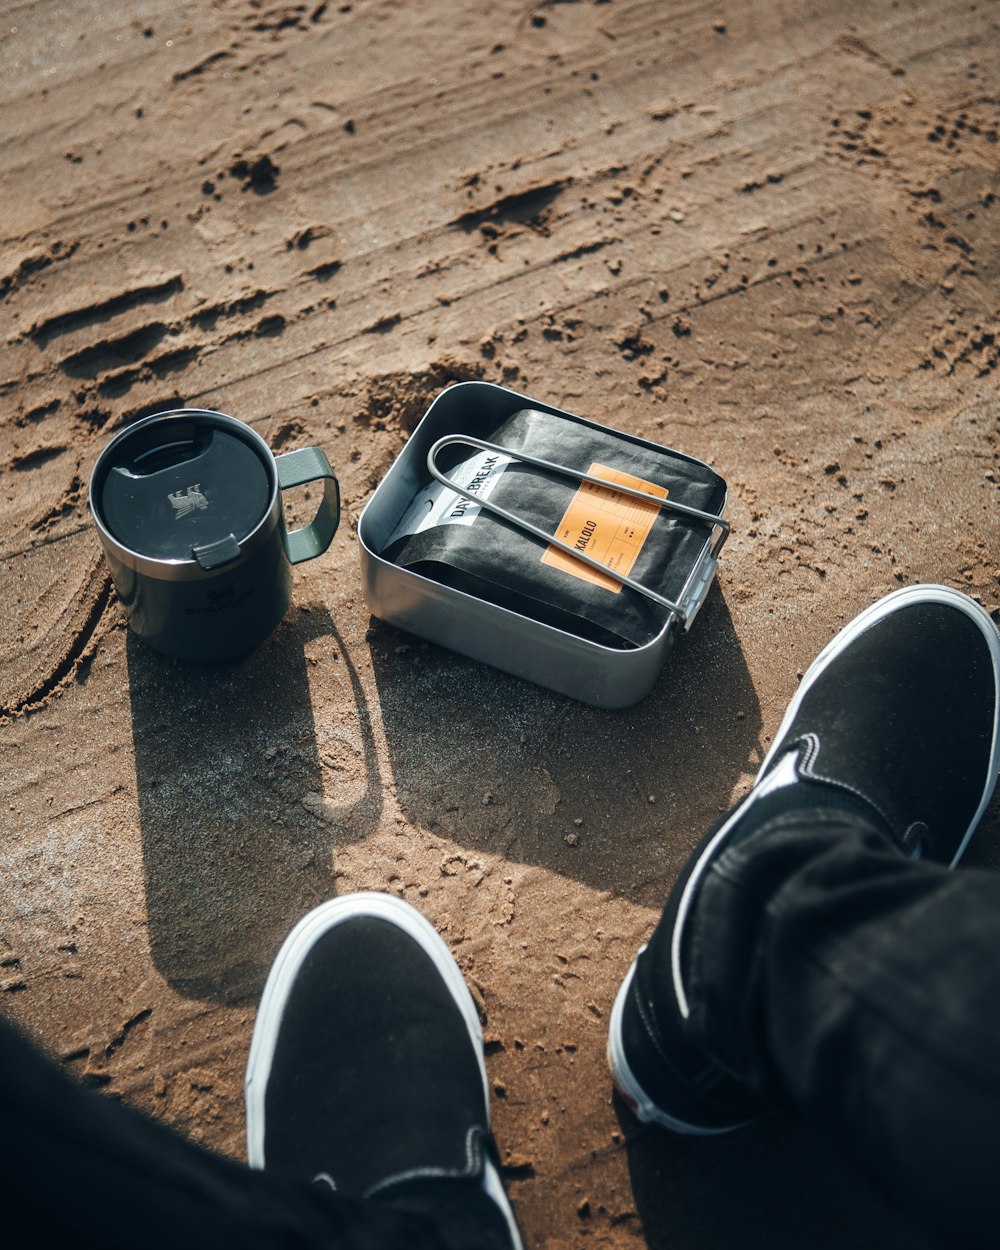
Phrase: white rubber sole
[{"left": 245, "top": 892, "right": 523, "bottom": 1250}]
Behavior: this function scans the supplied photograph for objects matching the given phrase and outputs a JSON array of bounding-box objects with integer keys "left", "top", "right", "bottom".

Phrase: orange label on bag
[{"left": 541, "top": 462, "right": 668, "bottom": 593}]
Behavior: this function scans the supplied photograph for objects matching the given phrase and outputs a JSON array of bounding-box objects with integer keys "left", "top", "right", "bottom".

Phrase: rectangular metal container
[{"left": 357, "top": 381, "right": 725, "bottom": 708}]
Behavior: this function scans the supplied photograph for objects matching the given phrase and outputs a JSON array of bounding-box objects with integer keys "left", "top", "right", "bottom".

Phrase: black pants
[
  {"left": 669, "top": 808, "right": 1000, "bottom": 1248},
  {"left": 4, "top": 810, "right": 998, "bottom": 1247},
  {"left": 0, "top": 1011, "right": 500, "bottom": 1250}
]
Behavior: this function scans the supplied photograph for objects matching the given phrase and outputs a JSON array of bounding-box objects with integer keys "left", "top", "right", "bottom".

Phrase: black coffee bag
[{"left": 381, "top": 408, "right": 726, "bottom": 649}]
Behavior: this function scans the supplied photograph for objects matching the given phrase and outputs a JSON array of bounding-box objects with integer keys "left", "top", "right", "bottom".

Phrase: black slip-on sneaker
[
  {"left": 609, "top": 584, "right": 1000, "bottom": 1133},
  {"left": 750, "top": 583, "right": 1000, "bottom": 867},
  {"left": 246, "top": 893, "right": 523, "bottom": 1249}
]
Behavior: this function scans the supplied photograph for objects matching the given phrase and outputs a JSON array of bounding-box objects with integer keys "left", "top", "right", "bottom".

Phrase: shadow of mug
[{"left": 127, "top": 605, "right": 381, "bottom": 1003}]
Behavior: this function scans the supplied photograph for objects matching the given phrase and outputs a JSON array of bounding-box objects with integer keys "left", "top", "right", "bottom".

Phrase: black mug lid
[{"left": 97, "top": 416, "right": 272, "bottom": 564}]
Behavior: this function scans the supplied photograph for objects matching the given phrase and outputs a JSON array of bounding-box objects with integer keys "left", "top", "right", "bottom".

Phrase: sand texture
[{"left": 1, "top": 1, "right": 998, "bottom": 1246}]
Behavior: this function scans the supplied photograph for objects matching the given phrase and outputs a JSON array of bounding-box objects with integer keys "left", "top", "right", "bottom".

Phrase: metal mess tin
[{"left": 357, "top": 381, "right": 728, "bottom": 708}]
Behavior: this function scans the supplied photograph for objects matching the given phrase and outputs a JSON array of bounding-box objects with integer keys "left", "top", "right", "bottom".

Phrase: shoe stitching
[
  {"left": 901, "top": 821, "right": 930, "bottom": 858},
  {"left": 798, "top": 731, "right": 819, "bottom": 772},
  {"left": 633, "top": 976, "right": 671, "bottom": 1063},
  {"left": 632, "top": 963, "right": 745, "bottom": 1099},
  {"left": 363, "top": 1125, "right": 486, "bottom": 1198},
  {"left": 797, "top": 731, "right": 898, "bottom": 836}
]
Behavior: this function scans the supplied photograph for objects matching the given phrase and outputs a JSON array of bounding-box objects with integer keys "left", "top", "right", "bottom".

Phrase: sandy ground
[{"left": 1, "top": 0, "right": 998, "bottom": 1246}]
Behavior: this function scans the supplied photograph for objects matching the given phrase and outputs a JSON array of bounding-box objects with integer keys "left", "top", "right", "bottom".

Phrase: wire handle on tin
[{"left": 426, "top": 434, "right": 730, "bottom": 626}]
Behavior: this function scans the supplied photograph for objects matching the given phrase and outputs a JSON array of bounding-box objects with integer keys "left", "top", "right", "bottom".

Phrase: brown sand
[{"left": 1, "top": 1, "right": 998, "bottom": 1246}]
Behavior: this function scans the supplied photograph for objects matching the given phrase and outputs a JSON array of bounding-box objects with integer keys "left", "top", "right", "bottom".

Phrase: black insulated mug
[{"left": 89, "top": 408, "right": 340, "bottom": 661}]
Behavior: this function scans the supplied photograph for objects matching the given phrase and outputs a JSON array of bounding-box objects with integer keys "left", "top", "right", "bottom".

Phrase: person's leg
[
  {"left": 609, "top": 585, "right": 1000, "bottom": 1244},
  {"left": 245, "top": 892, "right": 523, "bottom": 1250},
  {"left": 0, "top": 1009, "right": 450, "bottom": 1250},
  {"left": 1, "top": 891, "right": 522, "bottom": 1250}
]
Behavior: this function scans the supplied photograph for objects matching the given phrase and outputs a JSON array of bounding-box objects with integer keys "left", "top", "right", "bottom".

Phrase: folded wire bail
[{"left": 426, "top": 434, "right": 730, "bottom": 628}]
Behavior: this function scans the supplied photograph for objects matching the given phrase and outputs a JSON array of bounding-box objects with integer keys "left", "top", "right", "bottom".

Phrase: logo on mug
[{"left": 168, "top": 484, "right": 209, "bottom": 519}]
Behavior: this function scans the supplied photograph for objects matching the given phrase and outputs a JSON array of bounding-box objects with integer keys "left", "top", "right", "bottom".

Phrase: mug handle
[{"left": 275, "top": 447, "right": 341, "bottom": 564}]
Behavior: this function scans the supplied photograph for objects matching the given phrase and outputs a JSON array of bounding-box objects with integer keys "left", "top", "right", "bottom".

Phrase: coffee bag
[{"left": 381, "top": 408, "right": 725, "bottom": 649}]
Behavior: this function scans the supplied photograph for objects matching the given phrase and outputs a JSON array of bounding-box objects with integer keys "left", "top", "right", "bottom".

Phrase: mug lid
[{"left": 96, "top": 415, "right": 272, "bottom": 566}]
